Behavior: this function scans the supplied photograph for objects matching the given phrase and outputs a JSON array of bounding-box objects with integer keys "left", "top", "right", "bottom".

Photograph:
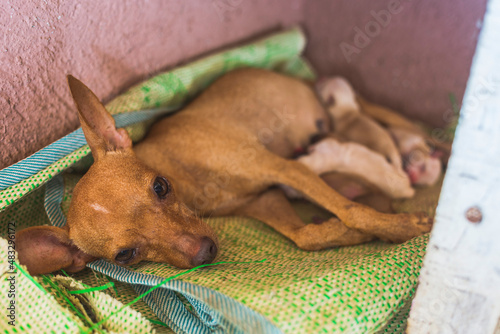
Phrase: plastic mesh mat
[{"left": 0, "top": 27, "right": 441, "bottom": 333}]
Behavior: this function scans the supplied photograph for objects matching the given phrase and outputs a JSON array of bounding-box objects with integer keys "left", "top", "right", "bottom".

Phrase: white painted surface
[{"left": 408, "top": 0, "right": 500, "bottom": 333}]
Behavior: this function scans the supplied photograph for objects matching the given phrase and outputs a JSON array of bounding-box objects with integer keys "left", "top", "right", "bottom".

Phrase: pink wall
[
  {"left": 0, "top": 0, "right": 303, "bottom": 169},
  {"left": 304, "top": 0, "right": 488, "bottom": 127},
  {"left": 0, "top": 0, "right": 486, "bottom": 169}
]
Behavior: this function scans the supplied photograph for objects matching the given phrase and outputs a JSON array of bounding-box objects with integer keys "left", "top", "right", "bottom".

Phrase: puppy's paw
[
  {"left": 298, "top": 138, "right": 344, "bottom": 175},
  {"left": 382, "top": 169, "right": 415, "bottom": 199}
]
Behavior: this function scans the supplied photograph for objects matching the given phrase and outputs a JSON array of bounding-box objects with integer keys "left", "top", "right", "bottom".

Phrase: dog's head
[{"left": 16, "top": 76, "right": 218, "bottom": 275}]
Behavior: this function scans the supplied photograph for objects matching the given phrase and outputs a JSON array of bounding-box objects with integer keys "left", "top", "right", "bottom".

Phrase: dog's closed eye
[
  {"left": 153, "top": 176, "right": 171, "bottom": 199},
  {"left": 115, "top": 248, "right": 137, "bottom": 264}
]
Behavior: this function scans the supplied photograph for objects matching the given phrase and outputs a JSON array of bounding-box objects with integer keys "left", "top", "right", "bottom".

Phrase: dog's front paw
[
  {"left": 413, "top": 211, "right": 434, "bottom": 233},
  {"left": 384, "top": 212, "right": 434, "bottom": 243}
]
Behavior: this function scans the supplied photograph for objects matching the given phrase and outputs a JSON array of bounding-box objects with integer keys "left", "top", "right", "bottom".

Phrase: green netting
[{"left": 0, "top": 27, "right": 440, "bottom": 333}]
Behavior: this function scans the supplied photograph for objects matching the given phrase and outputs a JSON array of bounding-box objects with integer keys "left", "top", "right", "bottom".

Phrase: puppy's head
[
  {"left": 404, "top": 150, "right": 442, "bottom": 187},
  {"left": 16, "top": 76, "right": 218, "bottom": 275},
  {"left": 316, "top": 77, "right": 360, "bottom": 114}
]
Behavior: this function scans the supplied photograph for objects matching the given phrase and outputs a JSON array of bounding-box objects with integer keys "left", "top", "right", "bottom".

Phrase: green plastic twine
[
  {"left": 13, "top": 262, "right": 88, "bottom": 333},
  {"left": 14, "top": 259, "right": 267, "bottom": 332},
  {"left": 13, "top": 262, "right": 46, "bottom": 293},
  {"left": 41, "top": 274, "right": 104, "bottom": 333},
  {"left": 147, "top": 318, "right": 171, "bottom": 328},
  {"left": 84, "top": 258, "right": 267, "bottom": 333},
  {"left": 69, "top": 282, "right": 116, "bottom": 295}
]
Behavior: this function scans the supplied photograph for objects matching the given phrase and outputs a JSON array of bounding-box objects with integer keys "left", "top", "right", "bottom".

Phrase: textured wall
[
  {"left": 0, "top": 0, "right": 487, "bottom": 169},
  {"left": 0, "top": 0, "right": 303, "bottom": 169},
  {"left": 304, "top": 0, "right": 488, "bottom": 127}
]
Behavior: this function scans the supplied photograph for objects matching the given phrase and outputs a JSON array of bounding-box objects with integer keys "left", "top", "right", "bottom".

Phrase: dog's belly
[
  {"left": 135, "top": 123, "right": 273, "bottom": 214},
  {"left": 135, "top": 68, "right": 330, "bottom": 214}
]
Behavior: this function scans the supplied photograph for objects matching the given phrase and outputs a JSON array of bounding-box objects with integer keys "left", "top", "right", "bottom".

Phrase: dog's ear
[
  {"left": 16, "top": 226, "right": 96, "bottom": 275},
  {"left": 67, "top": 75, "right": 132, "bottom": 161}
]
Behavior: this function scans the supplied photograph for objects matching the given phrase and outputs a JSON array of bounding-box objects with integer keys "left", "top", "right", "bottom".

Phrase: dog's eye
[
  {"left": 115, "top": 249, "right": 136, "bottom": 264},
  {"left": 153, "top": 176, "right": 170, "bottom": 198}
]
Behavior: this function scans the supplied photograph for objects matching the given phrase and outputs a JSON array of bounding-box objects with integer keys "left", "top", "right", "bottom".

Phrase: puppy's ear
[
  {"left": 16, "top": 226, "right": 96, "bottom": 275},
  {"left": 67, "top": 75, "right": 132, "bottom": 161}
]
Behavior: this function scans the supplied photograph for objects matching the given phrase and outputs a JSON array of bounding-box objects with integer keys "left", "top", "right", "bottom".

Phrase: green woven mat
[
  {"left": 67, "top": 172, "right": 439, "bottom": 333},
  {"left": 0, "top": 26, "right": 441, "bottom": 333},
  {"left": 0, "top": 238, "right": 155, "bottom": 333}
]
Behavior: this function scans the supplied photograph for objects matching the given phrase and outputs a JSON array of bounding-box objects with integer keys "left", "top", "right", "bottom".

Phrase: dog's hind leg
[
  {"left": 235, "top": 188, "right": 375, "bottom": 251},
  {"left": 256, "top": 155, "right": 432, "bottom": 243}
]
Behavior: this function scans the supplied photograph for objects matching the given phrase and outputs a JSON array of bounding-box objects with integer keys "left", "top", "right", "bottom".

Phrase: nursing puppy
[
  {"left": 285, "top": 76, "right": 447, "bottom": 211},
  {"left": 316, "top": 77, "right": 445, "bottom": 188}
]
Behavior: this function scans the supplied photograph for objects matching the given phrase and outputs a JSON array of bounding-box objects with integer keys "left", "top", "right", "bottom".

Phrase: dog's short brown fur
[{"left": 16, "top": 69, "right": 432, "bottom": 275}]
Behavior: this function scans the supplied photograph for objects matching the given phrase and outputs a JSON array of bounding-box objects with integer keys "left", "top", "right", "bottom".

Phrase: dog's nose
[{"left": 191, "top": 237, "right": 217, "bottom": 267}]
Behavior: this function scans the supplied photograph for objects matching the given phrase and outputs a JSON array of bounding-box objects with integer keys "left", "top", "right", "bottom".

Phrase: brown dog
[{"left": 16, "top": 69, "right": 432, "bottom": 275}]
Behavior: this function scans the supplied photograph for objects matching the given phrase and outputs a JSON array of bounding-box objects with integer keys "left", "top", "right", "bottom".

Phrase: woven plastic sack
[
  {"left": 0, "top": 27, "right": 441, "bottom": 333},
  {"left": 0, "top": 237, "right": 157, "bottom": 333}
]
